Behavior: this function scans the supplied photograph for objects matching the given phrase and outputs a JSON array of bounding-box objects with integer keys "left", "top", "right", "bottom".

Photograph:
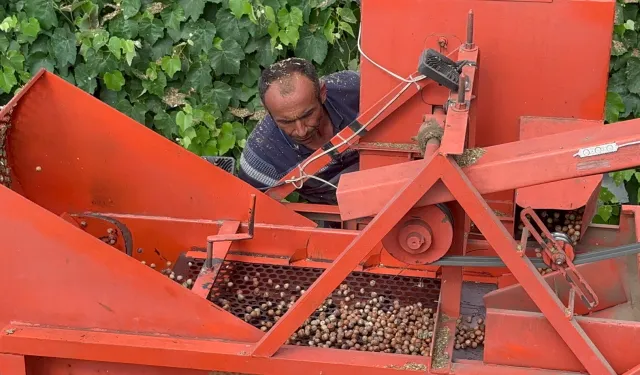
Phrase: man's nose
[{"left": 294, "top": 121, "right": 306, "bottom": 135}]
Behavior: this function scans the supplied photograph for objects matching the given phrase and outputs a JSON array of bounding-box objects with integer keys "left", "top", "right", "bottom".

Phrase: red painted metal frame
[
  {"left": 439, "top": 157, "right": 615, "bottom": 374},
  {"left": 6, "top": 149, "right": 634, "bottom": 374},
  {"left": 0, "top": 353, "right": 26, "bottom": 375},
  {"left": 337, "top": 116, "right": 640, "bottom": 221},
  {"left": 482, "top": 309, "right": 640, "bottom": 374},
  {"left": 514, "top": 117, "right": 604, "bottom": 211},
  {"left": 191, "top": 220, "right": 240, "bottom": 299},
  {"left": 439, "top": 46, "right": 478, "bottom": 156},
  {"left": 0, "top": 323, "right": 585, "bottom": 375}
]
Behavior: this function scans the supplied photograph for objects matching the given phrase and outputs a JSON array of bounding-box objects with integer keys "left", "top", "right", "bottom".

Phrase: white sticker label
[{"left": 573, "top": 142, "right": 618, "bottom": 158}]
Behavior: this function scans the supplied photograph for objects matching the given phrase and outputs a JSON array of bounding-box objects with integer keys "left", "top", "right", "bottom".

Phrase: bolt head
[{"left": 406, "top": 233, "right": 425, "bottom": 250}]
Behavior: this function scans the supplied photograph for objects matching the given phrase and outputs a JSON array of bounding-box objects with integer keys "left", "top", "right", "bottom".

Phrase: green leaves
[
  {"left": 597, "top": 204, "right": 614, "bottom": 223},
  {"left": 50, "top": 26, "right": 77, "bottom": 67},
  {"left": 295, "top": 27, "right": 328, "bottom": 64},
  {"left": 337, "top": 7, "right": 357, "bottom": 23},
  {"left": 278, "top": 7, "right": 304, "bottom": 29},
  {"left": 0, "top": 67, "right": 18, "bottom": 93},
  {"left": 0, "top": 0, "right": 360, "bottom": 162},
  {"left": 230, "top": 0, "right": 253, "bottom": 19},
  {"left": 211, "top": 39, "right": 245, "bottom": 75},
  {"left": 24, "top": 0, "right": 58, "bottom": 30},
  {"left": 161, "top": 5, "right": 186, "bottom": 31},
  {"left": 218, "top": 122, "right": 237, "bottom": 155},
  {"left": 611, "top": 169, "right": 636, "bottom": 186},
  {"left": 104, "top": 70, "right": 126, "bottom": 91},
  {"left": 18, "top": 17, "right": 40, "bottom": 44},
  {"left": 142, "top": 70, "right": 167, "bottom": 96},
  {"left": 202, "top": 81, "right": 233, "bottom": 109},
  {"left": 161, "top": 56, "right": 181, "bottom": 78},
  {"left": 139, "top": 17, "right": 165, "bottom": 45},
  {"left": 626, "top": 57, "right": 640, "bottom": 94},
  {"left": 605, "top": 92, "right": 625, "bottom": 123},
  {"left": 180, "top": 0, "right": 207, "bottom": 21},
  {"left": 122, "top": 0, "right": 142, "bottom": 19}
]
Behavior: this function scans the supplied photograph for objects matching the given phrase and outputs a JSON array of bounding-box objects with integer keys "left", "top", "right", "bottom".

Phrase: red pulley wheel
[{"left": 382, "top": 204, "right": 454, "bottom": 265}]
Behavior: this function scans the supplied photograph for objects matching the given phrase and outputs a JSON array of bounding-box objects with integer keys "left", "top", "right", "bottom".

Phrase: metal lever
[
  {"left": 205, "top": 194, "right": 256, "bottom": 268},
  {"left": 520, "top": 207, "right": 599, "bottom": 310}
]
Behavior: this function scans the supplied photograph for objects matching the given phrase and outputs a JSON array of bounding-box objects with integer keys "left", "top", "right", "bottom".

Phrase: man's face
[{"left": 263, "top": 73, "right": 329, "bottom": 147}]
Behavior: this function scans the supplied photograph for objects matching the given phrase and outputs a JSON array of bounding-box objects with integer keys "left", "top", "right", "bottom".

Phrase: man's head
[{"left": 258, "top": 58, "right": 331, "bottom": 147}]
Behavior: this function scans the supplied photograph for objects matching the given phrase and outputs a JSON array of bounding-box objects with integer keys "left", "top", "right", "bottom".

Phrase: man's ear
[{"left": 320, "top": 82, "right": 328, "bottom": 103}]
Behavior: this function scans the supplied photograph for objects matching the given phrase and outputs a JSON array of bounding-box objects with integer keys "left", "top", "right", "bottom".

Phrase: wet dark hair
[{"left": 258, "top": 57, "right": 321, "bottom": 106}]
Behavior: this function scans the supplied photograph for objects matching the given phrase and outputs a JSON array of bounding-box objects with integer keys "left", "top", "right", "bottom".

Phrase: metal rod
[
  {"left": 465, "top": 10, "right": 474, "bottom": 49},
  {"left": 205, "top": 240, "right": 213, "bottom": 268},
  {"left": 456, "top": 74, "right": 467, "bottom": 108},
  {"left": 248, "top": 194, "right": 256, "bottom": 237}
]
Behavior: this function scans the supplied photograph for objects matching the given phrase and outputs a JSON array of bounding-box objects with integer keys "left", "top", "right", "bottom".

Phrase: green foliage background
[
  {"left": 600, "top": 0, "right": 640, "bottom": 224},
  {"left": 0, "top": 0, "right": 361, "bottom": 160}
]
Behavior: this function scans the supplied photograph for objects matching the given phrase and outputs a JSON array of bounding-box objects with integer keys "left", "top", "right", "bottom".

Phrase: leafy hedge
[
  {"left": 0, "top": 0, "right": 361, "bottom": 160},
  {"left": 599, "top": 0, "right": 640, "bottom": 224}
]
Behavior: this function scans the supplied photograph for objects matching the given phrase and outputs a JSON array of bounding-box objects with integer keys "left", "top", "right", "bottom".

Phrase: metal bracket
[
  {"left": 520, "top": 207, "right": 599, "bottom": 311},
  {"left": 205, "top": 194, "right": 256, "bottom": 268}
]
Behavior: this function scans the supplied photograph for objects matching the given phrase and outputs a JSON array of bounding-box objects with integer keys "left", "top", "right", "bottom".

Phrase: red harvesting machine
[{"left": 3, "top": 0, "right": 640, "bottom": 374}]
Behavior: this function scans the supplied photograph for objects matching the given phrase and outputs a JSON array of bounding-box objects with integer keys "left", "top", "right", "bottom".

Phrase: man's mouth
[{"left": 297, "top": 129, "right": 318, "bottom": 142}]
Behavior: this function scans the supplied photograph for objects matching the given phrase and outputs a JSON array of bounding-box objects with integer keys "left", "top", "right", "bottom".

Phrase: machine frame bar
[{"left": 0, "top": 324, "right": 585, "bottom": 375}]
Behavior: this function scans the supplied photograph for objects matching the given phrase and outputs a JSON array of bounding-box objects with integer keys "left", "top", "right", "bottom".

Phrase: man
[{"left": 238, "top": 57, "right": 361, "bottom": 205}]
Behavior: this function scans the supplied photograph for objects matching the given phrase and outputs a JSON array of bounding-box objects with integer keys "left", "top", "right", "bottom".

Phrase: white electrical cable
[{"left": 356, "top": 24, "right": 425, "bottom": 84}]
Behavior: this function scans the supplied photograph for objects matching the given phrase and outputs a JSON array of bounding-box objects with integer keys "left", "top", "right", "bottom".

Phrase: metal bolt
[
  {"left": 406, "top": 233, "right": 425, "bottom": 250},
  {"left": 137, "top": 248, "right": 143, "bottom": 253},
  {"left": 80, "top": 221, "right": 87, "bottom": 228},
  {"left": 465, "top": 10, "right": 475, "bottom": 49},
  {"left": 437, "top": 37, "right": 448, "bottom": 51},
  {"left": 455, "top": 74, "right": 468, "bottom": 110}
]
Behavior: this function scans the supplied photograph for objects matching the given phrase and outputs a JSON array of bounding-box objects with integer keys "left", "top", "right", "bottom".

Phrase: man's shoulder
[
  {"left": 244, "top": 115, "right": 281, "bottom": 153},
  {"left": 321, "top": 70, "right": 360, "bottom": 90}
]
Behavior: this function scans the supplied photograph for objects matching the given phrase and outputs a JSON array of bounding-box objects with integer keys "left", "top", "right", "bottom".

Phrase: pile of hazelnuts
[
  {"left": 518, "top": 207, "right": 585, "bottom": 246},
  {"left": 215, "top": 278, "right": 437, "bottom": 356},
  {"left": 454, "top": 315, "right": 485, "bottom": 350}
]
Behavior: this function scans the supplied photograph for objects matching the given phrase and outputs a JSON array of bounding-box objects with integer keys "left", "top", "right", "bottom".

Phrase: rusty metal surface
[{"left": 0, "top": 106, "right": 12, "bottom": 189}]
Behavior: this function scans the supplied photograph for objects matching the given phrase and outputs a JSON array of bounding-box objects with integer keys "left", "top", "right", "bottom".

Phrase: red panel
[
  {"left": 363, "top": 0, "right": 614, "bottom": 142},
  {"left": 484, "top": 308, "right": 640, "bottom": 374},
  {"left": 483, "top": 258, "right": 628, "bottom": 315},
  {"left": 358, "top": 0, "right": 614, "bottom": 221},
  {"left": 0, "top": 354, "right": 26, "bottom": 375},
  {"left": 515, "top": 117, "right": 604, "bottom": 210},
  {"left": 0, "top": 186, "right": 262, "bottom": 342},
  {"left": 26, "top": 358, "right": 210, "bottom": 375},
  {"left": 6, "top": 71, "right": 313, "bottom": 227},
  {"left": 337, "top": 117, "right": 640, "bottom": 220}
]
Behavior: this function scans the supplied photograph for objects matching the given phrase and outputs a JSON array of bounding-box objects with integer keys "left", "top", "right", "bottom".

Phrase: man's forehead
[
  {"left": 265, "top": 74, "right": 316, "bottom": 107},
  {"left": 269, "top": 73, "right": 314, "bottom": 94}
]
